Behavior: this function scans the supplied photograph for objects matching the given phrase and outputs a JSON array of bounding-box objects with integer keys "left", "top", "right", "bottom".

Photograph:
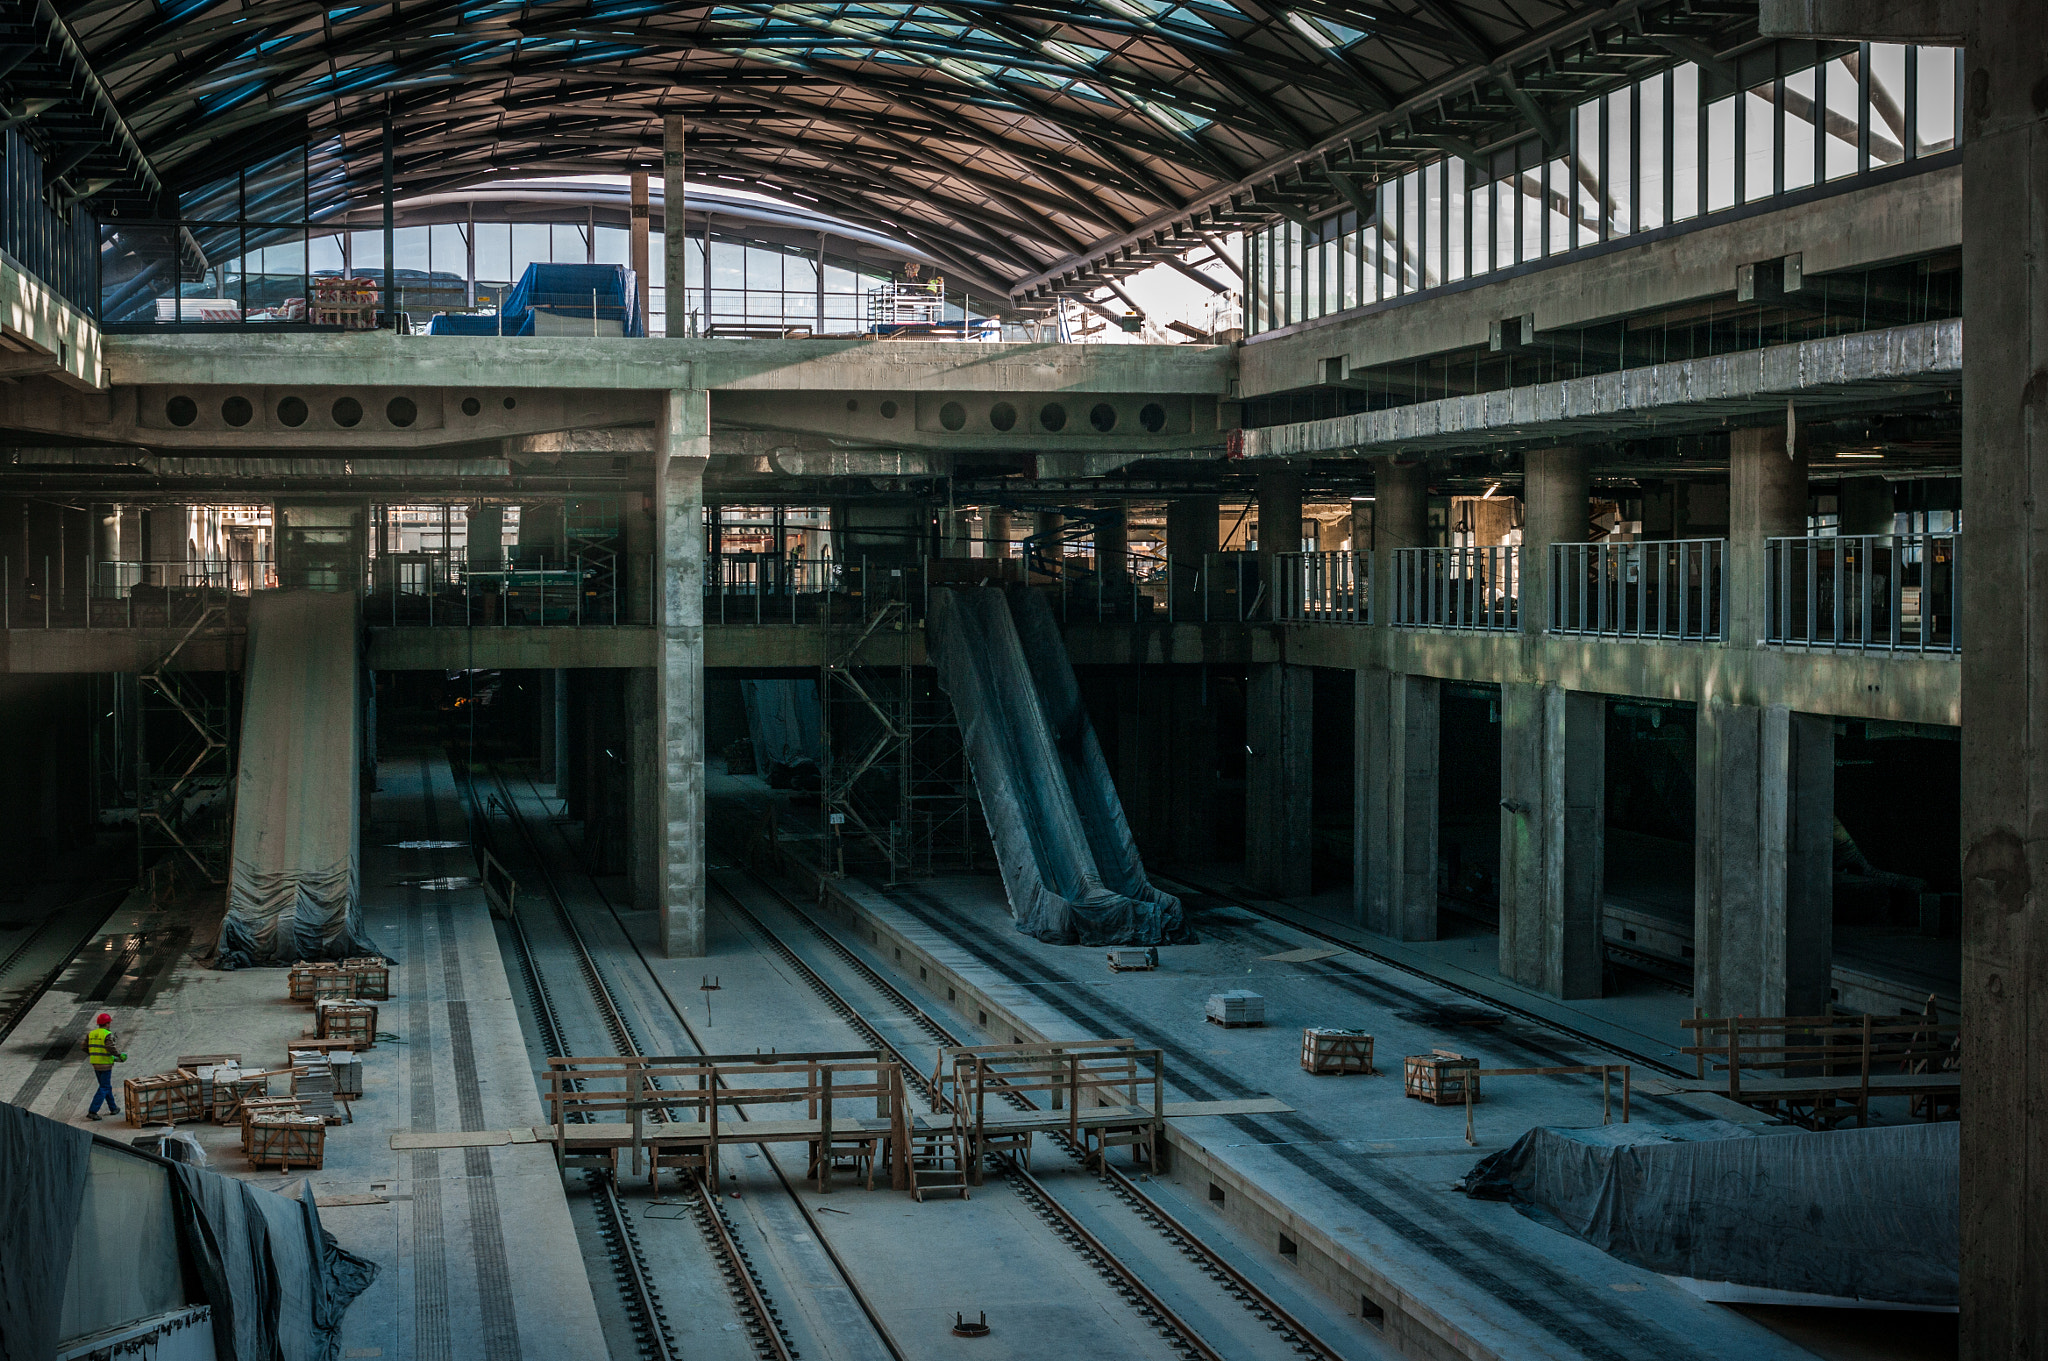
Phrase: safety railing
[
  {"left": 1, "top": 557, "right": 269, "bottom": 629},
  {"left": 708, "top": 555, "right": 843, "bottom": 624},
  {"left": 366, "top": 551, "right": 653, "bottom": 627},
  {"left": 1272, "top": 551, "right": 1368, "bottom": 624},
  {"left": 1765, "top": 533, "right": 1958, "bottom": 654},
  {"left": 1552, "top": 539, "right": 1725, "bottom": 641},
  {"left": 1391, "top": 545, "right": 1520, "bottom": 632},
  {"left": 1057, "top": 551, "right": 1261, "bottom": 623}
]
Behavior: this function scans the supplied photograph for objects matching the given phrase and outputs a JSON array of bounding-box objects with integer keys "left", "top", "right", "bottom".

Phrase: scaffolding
[
  {"left": 136, "top": 604, "right": 237, "bottom": 884},
  {"left": 818, "top": 571, "right": 975, "bottom": 882}
]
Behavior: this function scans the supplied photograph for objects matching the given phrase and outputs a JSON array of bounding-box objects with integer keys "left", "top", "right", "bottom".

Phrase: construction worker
[{"left": 83, "top": 1012, "right": 126, "bottom": 1121}]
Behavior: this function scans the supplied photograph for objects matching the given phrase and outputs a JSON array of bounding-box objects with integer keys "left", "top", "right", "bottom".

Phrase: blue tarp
[
  {"left": 497, "top": 262, "right": 644, "bottom": 337},
  {"left": 427, "top": 313, "right": 506, "bottom": 335}
]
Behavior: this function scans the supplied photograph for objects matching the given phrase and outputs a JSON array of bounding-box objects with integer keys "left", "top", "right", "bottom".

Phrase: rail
[
  {"left": 1551, "top": 539, "right": 1725, "bottom": 641},
  {"left": 1272, "top": 550, "right": 1367, "bottom": 624},
  {"left": 1391, "top": 545, "right": 1520, "bottom": 631},
  {"left": 1765, "top": 533, "right": 1959, "bottom": 654}
]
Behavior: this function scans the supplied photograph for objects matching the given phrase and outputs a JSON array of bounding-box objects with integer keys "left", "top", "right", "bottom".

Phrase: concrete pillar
[
  {"left": 90, "top": 504, "right": 120, "bottom": 596},
  {"left": 941, "top": 508, "right": 973, "bottom": 559},
  {"left": 1838, "top": 477, "right": 1895, "bottom": 537},
  {"left": 656, "top": 390, "right": 710, "bottom": 956},
  {"left": 986, "top": 508, "right": 1012, "bottom": 560},
  {"left": 1095, "top": 504, "right": 1128, "bottom": 583},
  {"left": 538, "top": 669, "right": 558, "bottom": 782},
  {"left": 467, "top": 504, "right": 503, "bottom": 572},
  {"left": 518, "top": 502, "right": 564, "bottom": 558},
  {"left": 1693, "top": 699, "right": 1833, "bottom": 1020},
  {"left": 1244, "top": 664, "right": 1312, "bottom": 897},
  {"left": 628, "top": 666, "right": 659, "bottom": 911},
  {"left": 1519, "top": 446, "right": 1588, "bottom": 635},
  {"left": 1498, "top": 683, "right": 1606, "bottom": 999},
  {"left": 553, "top": 668, "right": 570, "bottom": 788},
  {"left": 1727, "top": 424, "right": 1807, "bottom": 645},
  {"left": 1165, "top": 496, "right": 1218, "bottom": 618},
  {"left": 1370, "top": 459, "right": 1427, "bottom": 627},
  {"left": 1356, "top": 670, "right": 1440, "bottom": 939},
  {"left": 1254, "top": 467, "right": 1302, "bottom": 617},
  {"left": 663, "top": 116, "right": 688, "bottom": 339},
  {"left": 629, "top": 172, "right": 652, "bottom": 331}
]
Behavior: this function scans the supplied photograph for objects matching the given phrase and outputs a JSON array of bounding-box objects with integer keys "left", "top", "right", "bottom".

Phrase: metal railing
[
  {"left": 1766, "top": 533, "right": 1959, "bottom": 654},
  {"left": 1273, "top": 551, "right": 1368, "bottom": 624},
  {"left": 1055, "top": 551, "right": 1261, "bottom": 624},
  {"left": 365, "top": 551, "right": 653, "bottom": 627},
  {"left": 1552, "top": 540, "right": 1725, "bottom": 641},
  {"left": 708, "top": 555, "right": 843, "bottom": 624},
  {"left": 1, "top": 557, "right": 269, "bottom": 630},
  {"left": 1392, "top": 546, "right": 1520, "bottom": 631}
]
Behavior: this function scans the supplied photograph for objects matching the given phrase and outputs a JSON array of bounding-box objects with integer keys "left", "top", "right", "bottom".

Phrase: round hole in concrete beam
[
  {"left": 879, "top": 400, "right": 899, "bottom": 419},
  {"left": 990, "top": 401, "right": 1016, "bottom": 431},
  {"left": 332, "top": 396, "right": 364, "bottom": 428},
  {"left": 502, "top": 396, "right": 517, "bottom": 410},
  {"left": 461, "top": 397, "right": 481, "bottom": 417},
  {"left": 1039, "top": 403, "right": 1067, "bottom": 432},
  {"left": 1140, "top": 402, "right": 1166, "bottom": 433},
  {"left": 221, "top": 395, "right": 253, "bottom": 427},
  {"left": 277, "top": 396, "right": 309, "bottom": 428},
  {"left": 165, "top": 396, "right": 197, "bottom": 427},
  {"left": 386, "top": 396, "right": 418, "bottom": 428},
  {"left": 1089, "top": 402, "right": 1117, "bottom": 433},
  {"left": 939, "top": 401, "right": 967, "bottom": 432}
]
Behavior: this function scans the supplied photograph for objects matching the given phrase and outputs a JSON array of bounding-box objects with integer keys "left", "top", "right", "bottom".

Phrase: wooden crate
[
  {"left": 1403, "top": 1051, "right": 1480, "bottom": 1105},
  {"left": 1301, "top": 1028, "right": 1376, "bottom": 1075},
  {"left": 240, "top": 1098, "right": 303, "bottom": 1150},
  {"left": 247, "top": 1116, "right": 326, "bottom": 1171},
  {"left": 311, "top": 972, "right": 359, "bottom": 1003},
  {"left": 317, "top": 1001, "right": 377, "bottom": 1048},
  {"left": 288, "top": 965, "right": 341, "bottom": 1002},
  {"left": 214, "top": 1073, "right": 273, "bottom": 1124},
  {"left": 124, "top": 1072, "right": 203, "bottom": 1127},
  {"left": 343, "top": 963, "right": 391, "bottom": 1000}
]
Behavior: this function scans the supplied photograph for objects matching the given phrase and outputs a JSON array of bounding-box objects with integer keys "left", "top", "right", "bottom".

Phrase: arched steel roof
[{"left": 12, "top": 0, "right": 1761, "bottom": 306}]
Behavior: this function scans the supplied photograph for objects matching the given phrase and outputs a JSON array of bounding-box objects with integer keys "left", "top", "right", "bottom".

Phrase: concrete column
[
  {"left": 90, "top": 504, "right": 120, "bottom": 596},
  {"left": 662, "top": 116, "right": 688, "bottom": 339},
  {"left": 941, "top": 508, "right": 973, "bottom": 559},
  {"left": 1370, "top": 459, "right": 1427, "bottom": 627},
  {"left": 656, "top": 390, "right": 711, "bottom": 955},
  {"left": 986, "top": 508, "right": 1012, "bottom": 560},
  {"left": 1727, "top": 424, "right": 1807, "bottom": 645},
  {"left": 467, "top": 504, "right": 503, "bottom": 572},
  {"left": 1498, "top": 683, "right": 1606, "bottom": 999},
  {"left": 1693, "top": 699, "right": 1833, "bottom": 1020},
  {"left": 1244, "top": 664, "right": 1312, "bottom": 897},
  {"left": 1356, "top": 670, "right": 1440, "bottom": 939},
  {"left": 629, "top": 171, "right": 652, "bottom": 331},
  {"left": 518, "top": 502, "right": 564, "bottom": 558},
  {"left": 1165, "top": 496, "right": 1218, "bottom": 618},
  {"left": 553, "top": 667, "right": 570, "bottom": 788},
  {"left": 1519, "top": 446, "right": 1588, "bottom": 635},
  {"left": 622, "top": 488, "right": 655, "bottom": 624},
  {"left": 1838, "top": 477, "right": 1895, "bottom": 536},
  {"left": 1095, "top": 504, "right": 1128, "bottom": 583},
  {"left": 1254, "top": 467, "right": 1302, "bottom": 617},
  {"left": 539, "top": 669, "right": 558, "bottom": 782},
  {"left": 628, "top": 666, "right": 659, "bottom": 911}
]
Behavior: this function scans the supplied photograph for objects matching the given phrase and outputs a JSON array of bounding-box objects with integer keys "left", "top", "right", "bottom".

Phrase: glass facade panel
[
  {"left": 1869, "top": 44, "right": 1909, "bottom": 167},
  {"left": 1672, "top": 64, "right": 1701, "bottom": 220},
  {"left": 1639, "top": 74, "right": 1667, "bottom": 230},
  {"left": 1241, "top": 44, "right": 1964, "bottom": 335},
  {"left": 1916, "top": 47, "right": 1958, "bottom": 154},
  {"left": 1785, "top": 67, "right": 1819, "bottom": 190}
]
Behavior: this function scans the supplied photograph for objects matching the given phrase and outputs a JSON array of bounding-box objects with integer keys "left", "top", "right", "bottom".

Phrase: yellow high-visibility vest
[{"left": 87, "top": 1027, "right": 116, "bottom": 1067}]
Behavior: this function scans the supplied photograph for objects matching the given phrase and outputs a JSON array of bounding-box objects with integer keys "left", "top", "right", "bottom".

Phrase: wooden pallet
[
  {"left": 124, "top": 1073, "right": 203, "bottom": 1127},
  {"left": 1301, "top": 1029, "right": 1376, "bottom": 1075},
  {"left": 240, "top": 1098, "right": 303, "bottom": 1150},
  {"left": 317, "top": 1002, "right": 378, "bottom": 1048},
  {"left": 1204, "top": 1014, "right": 1262, "bottom": 1029},
  {"left": 1403, "top": 1051, "right": 1479, "bottom": 1105},
  {"left": 248, "top": 1116, "right": 326, "bottom": 1171}
]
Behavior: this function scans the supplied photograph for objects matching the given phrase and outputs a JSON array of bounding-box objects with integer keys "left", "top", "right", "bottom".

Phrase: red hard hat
[{"left": 94, "top": 1013, "right": 111, "bottom": 1026}]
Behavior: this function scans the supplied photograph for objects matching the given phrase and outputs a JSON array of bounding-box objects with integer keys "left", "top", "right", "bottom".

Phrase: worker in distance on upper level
[{"left": 83, "top": 1011, "right": 127, "bottom": 1121}]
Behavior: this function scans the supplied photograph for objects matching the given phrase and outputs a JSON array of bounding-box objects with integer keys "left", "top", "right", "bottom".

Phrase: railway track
[
  {"left": 474, "top": 764, "right": 903, "bottom": 1361},
  {"left": 703, "top": 853, "right": 1354, "bottom": 1361},
  {"left": 0, "top": 886, "right": 141, "bottom": 1042}
]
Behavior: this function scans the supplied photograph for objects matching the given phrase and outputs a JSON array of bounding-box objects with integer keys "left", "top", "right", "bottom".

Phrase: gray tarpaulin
[
  {"left": 0, "top": 1101, "right": 92, "bottom": 1361},
  {"left": 1462, "top": 1120, "right": 1959, "bottom": 1305},
  {"left": 928, "top": 586, "right": 1186, "bottom": 945},
  {"left": 742, "top": 679, "right": 822, "bottom": 773},
  {"left": 218, "top": 591, "right": 374, "bottom": 968}
]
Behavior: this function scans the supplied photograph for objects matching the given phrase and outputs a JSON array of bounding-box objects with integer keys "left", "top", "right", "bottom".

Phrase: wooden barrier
[
  {"left": 930, "top": 1039, "right": 1165, "bottom": 1184},
  {"left": 1678, "top": 1006, "right": 1961, "bottom": 1129},
  {"left": 1462, "top": 1065, "right": 1631, "bottom": 1145},
  {"left": 542, "top": 1050, "right": 912, "bottom": 1195}
]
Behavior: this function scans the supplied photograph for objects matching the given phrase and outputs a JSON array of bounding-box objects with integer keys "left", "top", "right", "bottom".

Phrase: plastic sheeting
[
  {"left": 0, "top": 1100, "right": 376, "bottom": 1361},
  {"left": 0, "top": 1101, "right": 91, "bottom": 1361},
  {"left": 928, "top": 586, "right": 1187, "bottom": 945},
  {"left": 1462, "top": 1120, "right": 1959, "bottom": 1306},
  {"left": 741, "top": 679, "right": 821, "bottom": 780},
  {"left": 497, "top": 263, "right": 644, "bottom": 337},
  {"left": 218, "top": 591, "right": 375, "bottom": 968}
]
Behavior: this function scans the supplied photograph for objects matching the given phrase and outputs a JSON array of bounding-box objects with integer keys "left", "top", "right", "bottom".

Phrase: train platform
[
  {"left": 709, "top": 779, "right": 1836, "bottom": 1361},
  {"left": 0, "top": 751, "right": 607, "bottom": 1361}
]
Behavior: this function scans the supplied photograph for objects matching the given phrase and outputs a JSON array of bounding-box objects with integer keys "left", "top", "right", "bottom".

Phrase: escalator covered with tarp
[
  {"left": 928, "top": 585, "right": 1187, "bottom": 945},
  {"left": 216, "top": 590, "right": 374, "bottom": 967}
]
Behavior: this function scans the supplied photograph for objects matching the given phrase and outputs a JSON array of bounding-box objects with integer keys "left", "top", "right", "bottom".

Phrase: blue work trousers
[{"left": 89, "top": 1068, "right": 118, "bottom": 1116}]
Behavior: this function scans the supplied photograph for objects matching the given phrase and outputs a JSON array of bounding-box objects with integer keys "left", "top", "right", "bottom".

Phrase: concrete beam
[
  {"left": 1498, "top": 683, "right": 1605, "bottom": 999},
  {"left": 0, "top": 253, "right": 101, "bottom": 390},
  {"left": 1357, "top": 669, "right": 1439, "bottom": 940},
  {"left": 1240, "top": 318, "right": 1961, "bottom": 459},
  {"left": 657, "top": 390, "right": 710, "bottom": 958},
  {"left": 1758, "top": 0, "right": 1967, "bottom": 42}
]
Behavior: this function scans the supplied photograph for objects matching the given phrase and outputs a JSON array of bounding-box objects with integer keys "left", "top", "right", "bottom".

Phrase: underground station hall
[{"left": 0, "top": 2, "right": 2039, "bottom": 1359}]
